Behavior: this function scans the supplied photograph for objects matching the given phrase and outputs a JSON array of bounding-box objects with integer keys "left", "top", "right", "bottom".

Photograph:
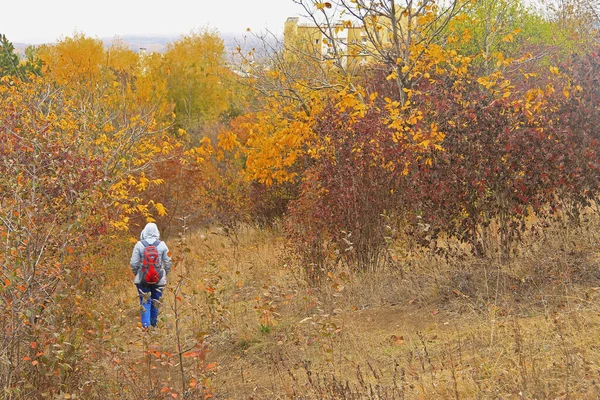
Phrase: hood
[{"left": 140, "top": 223, "right": 160, "bottom": 242}]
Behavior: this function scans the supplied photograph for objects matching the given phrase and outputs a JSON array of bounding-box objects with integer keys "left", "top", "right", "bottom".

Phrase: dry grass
[{"left": 91, "top": 215, "right": 600, "bottom": 399}]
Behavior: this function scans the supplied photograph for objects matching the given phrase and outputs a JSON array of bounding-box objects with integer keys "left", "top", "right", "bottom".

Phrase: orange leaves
[
  {"left": 205, "top": 362, "right": 217, "bottom": 371},
  {"left": 205, "top": 286, "right": 216, "bottom": 294},
  {"left": 335, "top": 90, "right": 366, "bottom": 119},
  {"left": 233, "top": 103, "right": 317, "bottom": 186},
  {"left": 37, "top": 33, "right": 104, "bottom": 88},
  {"left": 217, "top": 131, "right": 242, "bottom": 157},
  {"left": 182, "top": 346, "right": 210, "bottom": 361}
]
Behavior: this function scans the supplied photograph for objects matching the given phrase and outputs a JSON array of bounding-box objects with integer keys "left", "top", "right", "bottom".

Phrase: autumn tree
[
  {"left": 161, "top": 30, "right": 233, "bottom": 138},
  {"left": 37, "top": 34, "right": 178, "bottom": 228}
]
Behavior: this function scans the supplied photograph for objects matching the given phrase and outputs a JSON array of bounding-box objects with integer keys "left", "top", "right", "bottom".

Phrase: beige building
[
  {"left": 284, "top": 14, "right": 406, "bottom": 69},
  {"left": 284, "top": 17, "right": 369, "bottom": 68}
]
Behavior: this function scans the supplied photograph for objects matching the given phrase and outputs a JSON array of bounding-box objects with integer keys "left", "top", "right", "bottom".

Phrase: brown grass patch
[{"left": 90, "top": 215, "right": 600, "bottom": 399}]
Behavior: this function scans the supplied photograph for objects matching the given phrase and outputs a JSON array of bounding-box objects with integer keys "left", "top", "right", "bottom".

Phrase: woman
[{"left": 130, "top": 222, "right": 172, "bottom": 328}]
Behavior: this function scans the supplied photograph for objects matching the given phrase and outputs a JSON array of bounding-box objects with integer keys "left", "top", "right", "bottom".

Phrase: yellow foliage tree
[
  {"left": 162, "top": 30, "right": 232, "bottom": 135},
  {"left": 37, "top": 33, "right": 180, "bottom": 226}
]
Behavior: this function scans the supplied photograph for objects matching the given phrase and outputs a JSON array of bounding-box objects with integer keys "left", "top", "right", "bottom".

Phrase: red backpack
[{"left": 141, "top": 240, "right": 162, "bottom": 285}]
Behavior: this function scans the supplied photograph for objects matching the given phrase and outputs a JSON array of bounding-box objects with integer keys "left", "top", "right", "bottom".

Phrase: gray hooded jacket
[{"left": 130, "top": 223, "right": 172, "bottom": 285}]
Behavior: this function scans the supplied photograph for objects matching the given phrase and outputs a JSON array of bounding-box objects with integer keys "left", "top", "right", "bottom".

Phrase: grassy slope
[{"left": 102, "top": 220, "right": 600, "bottom": 399}]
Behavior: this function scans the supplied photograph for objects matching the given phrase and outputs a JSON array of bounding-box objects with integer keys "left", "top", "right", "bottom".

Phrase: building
[
  {"left": 283, "top": 13, "right": 406, "bottom": 68},
  {"left": 284, "top": 17, "right": 369, "bottom": 68}
]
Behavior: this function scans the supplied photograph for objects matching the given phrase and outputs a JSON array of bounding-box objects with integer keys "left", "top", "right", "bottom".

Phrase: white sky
[{"left": 1, "top": 0, "right": 307, "bottom": 44}]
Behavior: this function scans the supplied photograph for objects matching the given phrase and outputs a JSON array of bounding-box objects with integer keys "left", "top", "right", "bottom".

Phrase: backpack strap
[{"left": 140, "top": 239, "right": 160, "bottom": 247}]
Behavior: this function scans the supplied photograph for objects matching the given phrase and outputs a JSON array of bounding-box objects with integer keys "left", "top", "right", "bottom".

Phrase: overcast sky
[{"left": 1, "top": 0, "right": 307, "bottom": 44}]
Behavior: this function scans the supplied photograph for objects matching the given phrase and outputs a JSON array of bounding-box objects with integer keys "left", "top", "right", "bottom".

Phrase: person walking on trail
[{"left": 130, "top": 222, "right": 172, "bottom": 329}]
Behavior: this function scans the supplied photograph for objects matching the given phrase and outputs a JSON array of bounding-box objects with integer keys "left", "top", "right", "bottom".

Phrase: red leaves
[{"left": 286, "top": 53, "right": 600, "bottom": 262}]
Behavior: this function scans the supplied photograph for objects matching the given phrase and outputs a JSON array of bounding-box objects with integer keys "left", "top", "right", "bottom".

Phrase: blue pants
[{"left": 136, "top": 284, "right": 164, "bottom": 328}]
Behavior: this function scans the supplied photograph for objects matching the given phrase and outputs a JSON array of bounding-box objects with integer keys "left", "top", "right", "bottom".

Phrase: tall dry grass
[{"left": 87, "top": 210, "right": 600, "bottom": 399}]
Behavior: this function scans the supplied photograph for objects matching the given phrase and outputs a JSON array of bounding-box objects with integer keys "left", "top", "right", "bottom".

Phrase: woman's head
[{"left": 140, "top": 222, "right": 160, "bottom": 241}]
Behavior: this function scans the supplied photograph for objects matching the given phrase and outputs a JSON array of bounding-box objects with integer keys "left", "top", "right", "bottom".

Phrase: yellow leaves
[
  {"left": 427, "top": 44, "right": 444, "bottom": 64},
  {"left": 336, "top": 91, "right": 365, "bottom": 118},
  {"left": 477, "top": 76, "right": 495, "bottom": 89},
  {"left": 316, "top": 2, "right": 332, "bottom": 10},
  {"left": 106, "top": 39, "right": 138, "bottom": 72},
  {"left": 461, "top": 28, "right": 473, "bottom": 43},
  {"left": 477, "top": 72, "right": 515, "bottom": 101},
  {"left": 218, "top": 131, "right": 241, "bottom": 153},
  {"left": 525, "top": 88, "right": 543, "bottom": 103},
  {"left": 153, "top": 202, "right": 167, "bottom": 217},
  {"left": 164, "top": 30, "right": 231, "bottom": 126},
  {"left": 137, "top": 174, "right": 150, "bottom": 191},
  {"left": 103, "top": 123, "right": 115, "bottom": 133},
  {"left": 37, "top": 33, "right": 105, "bottom": 87},
  {"left": 0, "top": 39, "right": 186, "bottom": 253},
  {"left": 501, "top": 29, "right": 520, "bottom": 44},
  {"left": 386, "top": 69, "right": 398, "bottom": 81},
  {"left": 549, "top": 66, "right": 560, "bottom": 75},
  {"left": 233, "top": 101, "right": 317, "bottom": 186},
  {"left": 502, "top": 33, "right": 514, "bottom": 43},
  {"left": 110, "top": 218, "right": 130, "bottom": 231}
]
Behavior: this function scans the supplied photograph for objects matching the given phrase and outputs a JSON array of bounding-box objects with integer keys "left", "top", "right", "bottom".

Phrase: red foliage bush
[
  {"left": 287, "top": 51, "right": 600, "bottom": 270},
  {"left": 286, "top": 103, "right": 409, "bottom": 273}
]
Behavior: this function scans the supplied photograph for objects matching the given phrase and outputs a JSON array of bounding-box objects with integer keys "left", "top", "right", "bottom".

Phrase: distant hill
[
  {"left": 100, "top": 32, "right": 274, "bottom": 56},
  {"left": 10, "top": 32, "right": 281, "bottom": 60},
  {"left": 12, "top": 43, "right": 30, "bottom": 57},
  {"left": 101, "top": 35, "right": 178, "bottom": 54}
]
